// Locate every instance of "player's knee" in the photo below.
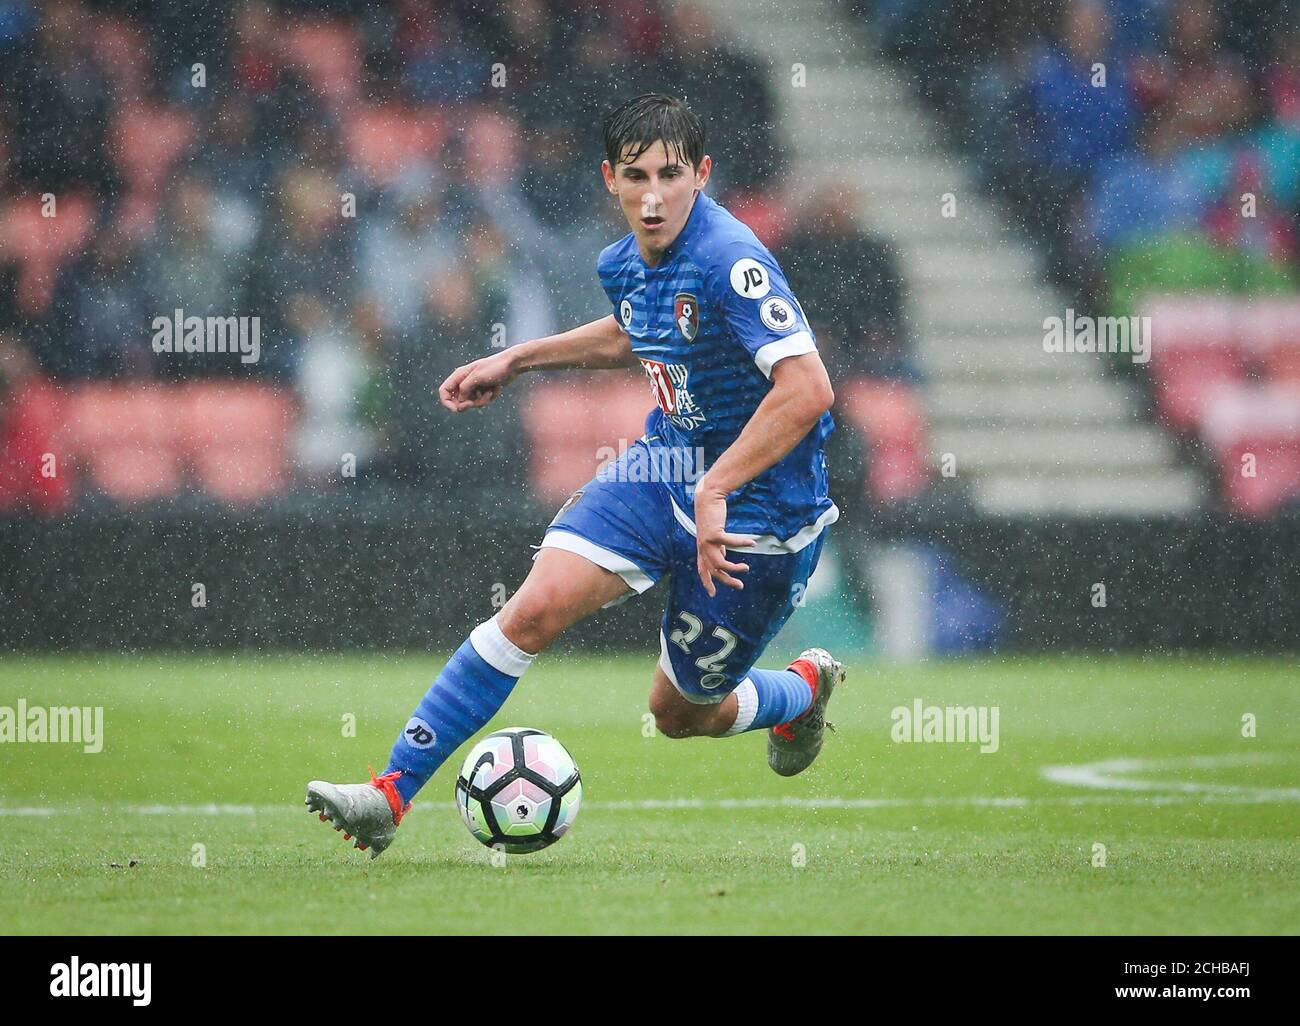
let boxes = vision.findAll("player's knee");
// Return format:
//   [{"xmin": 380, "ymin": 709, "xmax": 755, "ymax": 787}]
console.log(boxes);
[
  {"xmin": 653, "ymin": 711, "xmax": 699, "ymax": 739},
  {"xmin": 497, "ymin": 593, "xmax": 565, "ymax": 654},
  {"xmin": 654, "ymin": 711, "xmax": 697, "ymax": 739},
  {"xmin": 648, "ymin": 691, "xmax": 706, "ymax": 739}
]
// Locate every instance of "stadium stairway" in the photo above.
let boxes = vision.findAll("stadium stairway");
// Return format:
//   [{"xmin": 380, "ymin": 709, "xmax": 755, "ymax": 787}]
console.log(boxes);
[{"xmin": 700, "ymin": 0, "xmax": 1206, "ymax": 515}]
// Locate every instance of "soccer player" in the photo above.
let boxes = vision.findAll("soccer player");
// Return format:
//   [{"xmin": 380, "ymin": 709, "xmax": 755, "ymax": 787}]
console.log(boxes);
[{"xmin": 307, "ymin": 94, "xmax": 844, "ymax": 857}]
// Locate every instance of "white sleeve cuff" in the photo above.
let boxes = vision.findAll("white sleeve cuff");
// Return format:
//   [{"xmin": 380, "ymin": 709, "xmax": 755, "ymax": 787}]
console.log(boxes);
[{"xmin": 753, "ymin": 330, "xmax": 816, "ymax": 378}]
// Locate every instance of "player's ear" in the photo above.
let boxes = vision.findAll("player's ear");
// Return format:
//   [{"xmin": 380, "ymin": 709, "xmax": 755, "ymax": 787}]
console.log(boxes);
[
  {"xmin": 694, "ymin": 154, "xmax": 712, "ymax": 190},
  {"xmin": 601, "ymin": 159, "xmax": 618, "ymax": 194}
]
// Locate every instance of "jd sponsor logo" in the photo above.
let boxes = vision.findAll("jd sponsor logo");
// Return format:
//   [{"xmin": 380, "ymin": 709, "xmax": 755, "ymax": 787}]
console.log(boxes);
[
  {"xmin": 0, "ymin": 700, "xmax": 103, "ymax": 753},
  {"xmin": 890, "ymin": 699, "xmax": 1000, "ymax": 754},
  {"xmin": 403, "ymin": 716, "xmax": 436, "ymax": 750},
  {"xmin": 50, "ymin": 957, "xmax": 151, "ymax": 1006}
]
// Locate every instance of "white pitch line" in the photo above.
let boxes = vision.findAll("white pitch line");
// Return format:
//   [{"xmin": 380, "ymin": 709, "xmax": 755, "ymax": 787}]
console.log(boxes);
[
  {"xmin": 0, "ymin": 792, "xmax": 1296, "ymax": 818},
  {"xmin": 1040, "ymin": 753, "xmax": 1300, "ymax": 801},
  {"xmin": 2, "ymin": 753, "xmax": 1295, "ymax": 818}
]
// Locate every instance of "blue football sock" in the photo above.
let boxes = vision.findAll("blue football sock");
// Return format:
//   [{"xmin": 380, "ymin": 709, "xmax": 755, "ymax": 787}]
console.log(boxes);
[
  {"xmin": 722, "ymin": 666, "xmax": 814, "ymax": 735},
  {"xmin": 384, "ymin": 615, "xmax": 535, "ymax": 803}
]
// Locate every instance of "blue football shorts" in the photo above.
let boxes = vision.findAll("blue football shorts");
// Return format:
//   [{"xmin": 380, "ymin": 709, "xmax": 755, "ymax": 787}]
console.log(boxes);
[{"xmin": 537, "ymin": 439, "xmax": 827, "ymax": 704}]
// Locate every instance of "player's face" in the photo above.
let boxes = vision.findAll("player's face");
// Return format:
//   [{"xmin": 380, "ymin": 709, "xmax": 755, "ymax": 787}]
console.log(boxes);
[{"xmin": 603, "ymin": 140, "xmax": 711, "ymax": 262}]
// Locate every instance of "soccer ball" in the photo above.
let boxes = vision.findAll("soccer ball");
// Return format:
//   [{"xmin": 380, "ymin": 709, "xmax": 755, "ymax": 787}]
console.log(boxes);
[{"xmin": 454, "ymin": 727, "xmax": 582, "ymax": 854}]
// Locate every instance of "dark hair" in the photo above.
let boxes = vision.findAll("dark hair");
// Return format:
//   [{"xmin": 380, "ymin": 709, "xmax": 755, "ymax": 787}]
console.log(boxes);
[{"xmin": 602, "ymin": 93, "xmax": 705, "ymax": 170}]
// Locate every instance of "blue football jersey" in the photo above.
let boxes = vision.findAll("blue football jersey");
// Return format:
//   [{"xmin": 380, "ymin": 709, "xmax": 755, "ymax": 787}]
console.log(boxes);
[{"xmin": 596, "ymin": 191, "xmax": 837, "ymax": 548}]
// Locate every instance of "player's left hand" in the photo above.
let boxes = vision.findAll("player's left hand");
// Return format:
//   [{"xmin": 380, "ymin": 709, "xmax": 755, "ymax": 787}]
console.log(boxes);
[{"xmin": 693, "ymin": 484, "xmax": 754, "ymax": 597}]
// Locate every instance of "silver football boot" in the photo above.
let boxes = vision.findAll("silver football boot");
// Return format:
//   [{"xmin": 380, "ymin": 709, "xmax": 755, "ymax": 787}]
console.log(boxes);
[
  {"xmin": 767, "ymin": 648, "xmax": 844, "ymax": 777},
  {"xmin": 305, "ymin": 769, "xmax": 408, "ymax": 859}
]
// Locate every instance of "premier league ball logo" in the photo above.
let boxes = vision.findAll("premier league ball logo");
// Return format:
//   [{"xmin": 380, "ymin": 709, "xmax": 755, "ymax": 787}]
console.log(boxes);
[{"xmin": 674, "ymin": 292, "xmax": 699, "ymax": 342}]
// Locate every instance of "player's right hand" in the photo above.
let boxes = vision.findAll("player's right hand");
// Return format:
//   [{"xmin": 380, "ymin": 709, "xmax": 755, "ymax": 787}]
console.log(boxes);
[
  {"xmin": 693, "ymin": 485, "xmax": 754, "ymax": 597},
  {"xmin": 439, "ymin": 352, "xmax": 518, "ymax": 412}
]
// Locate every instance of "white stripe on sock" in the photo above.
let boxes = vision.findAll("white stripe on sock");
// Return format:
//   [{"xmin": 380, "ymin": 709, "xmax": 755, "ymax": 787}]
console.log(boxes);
[
  {"xmin": 722, "ymin": 678, "xmax": 759, "ymax": 736},
  {"xmin": 469, "ymin": 615, "xmax": 536, "ymax": 677}
]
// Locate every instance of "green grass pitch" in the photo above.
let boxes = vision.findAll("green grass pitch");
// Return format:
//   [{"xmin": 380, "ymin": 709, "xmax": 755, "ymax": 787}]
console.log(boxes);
[{"xmin": 1, "ymin": 650, "xmax": 1296, "ymax": 934}]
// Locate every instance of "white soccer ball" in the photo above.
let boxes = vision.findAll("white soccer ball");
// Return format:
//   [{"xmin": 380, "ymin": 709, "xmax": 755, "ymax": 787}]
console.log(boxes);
[{"xmin": 454, "ymin": 727, "xmax": 582, "ymax": 854}]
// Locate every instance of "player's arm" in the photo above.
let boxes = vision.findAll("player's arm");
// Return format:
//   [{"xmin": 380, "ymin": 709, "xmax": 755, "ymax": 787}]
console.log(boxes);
[
  {"xmin": 693, "ymin": 352, "xmax": 834, "ymax": 596},
  {"xmin": 439, "ymin": 315, "xmax": 635, "ymax": 412}
]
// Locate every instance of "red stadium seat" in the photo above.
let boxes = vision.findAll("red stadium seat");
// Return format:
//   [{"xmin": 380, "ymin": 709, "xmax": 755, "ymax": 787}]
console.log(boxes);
[
  {"xmin": 283, "ymin": 20, "xmax": 362, "ymax": 108},
  {"xmin": 88, "ymin": 446, "xmax": 184, "ymax": 503},
  {"xmin": 521, "ymin": 375, "xmax": 654, "ymax": 503},
  {"xmin": 112, "ymin": 104, "xmax": 195, "ymax": 194},
  {"xmin": 0, "ymin": 193, "xmax": 97, "ymax": 313},
  {"xmin": 1150, "ymin": 347, "xmax": 1246, "ymax": 432},
  {"xmin": 61, "ymin": 384, "xmax": 178, "ymax": 455},
  {"xmin": 1143, "ymin": 294, "xmax": 1238, "ymax": 353},
  {"xmin": 835, "ymin": 377, "xmax": 930, "ymax": 502},
  {"xmin": 1141, "ymin": 294, "xmax": 1249, "ymax": 432},
  {"xmin": 1201, "ymin": 384, "xmax": 1300, "ymax": 516},
  {"xmin": 191, "ymin": 446, "xmax": 287, "ymax": 504},
  {"xmin": 1240, "ymin": 298, "xmax": 1300, "ymax": 384},
  {"xmin": 181, "ymin": 382, "xmax": 296, "ymax": 448},
  {"xmin": 180, "ymin": 383, "xmax": 296, "ymax": 503},
  {"xmin": 55, "ymin": 383, "xmax": 296, "ymax": 505},
  {"xmin": 720, "ymin": 188, "xmax": 790, "ymax": 251},
  {"xmin": 343, "ymin": 106, "xmax": 448, "ymax": 188},
  {"xmin": 1220, "ymin": 440, "xmax": 1300, "ymax": 517},
  {"xmin": 58, "ymin": 384, "xmax": 184, "ymax": 503},
  {"xmin": 1265, "ymin": 345, "xmax": 1300, "ymax": 383},
  {"xmin": 0, "ymin": 378, "xmax": 74, "ymax": 515},
  {"xmin": 1239, "ymin": 297, "xmax": 1300, "ymax": 357},
  {"xmin": 90, "ymin": 17, "xmax": 153, "ymax": 100}
]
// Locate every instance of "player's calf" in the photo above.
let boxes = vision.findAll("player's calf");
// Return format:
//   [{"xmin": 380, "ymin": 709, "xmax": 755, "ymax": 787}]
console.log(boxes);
[{"xmin": 648, "ymin": 668, "xmax": 733, "ymax": 738}]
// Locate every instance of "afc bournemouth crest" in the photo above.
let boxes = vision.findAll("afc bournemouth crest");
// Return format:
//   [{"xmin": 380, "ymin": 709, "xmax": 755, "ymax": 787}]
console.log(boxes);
[
  {"xmin": 674, "ymin": 292, "xmax": 699, "ymax": 342},
  {"xmin": 550, "ymin": 489, "xmax": 583, "ymax": 526}
]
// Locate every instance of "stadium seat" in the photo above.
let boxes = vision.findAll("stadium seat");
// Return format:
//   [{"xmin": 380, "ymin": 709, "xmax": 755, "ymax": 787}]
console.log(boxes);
[
  {"xmin": 1142, "ymin": 294, "xmax": 1246, "ymax": 432},
  {"xmin": 87, "ymin": 445, "xmax": 184, "ymax": 503},
  {"xmin": 1264, "ymin": 344, "xmax": 1300, "ymax": 383},
  {"xmin": 721, "ymin": 188, "xmax": 789, "ymax": 250},
  {"xmin": 1219, "ymin": 440, "xmax": 1300, "ymax": 516},
  {"xmin": 180, "ymin": 383, "xmax": 296, "ymax": 504},
  {"xmin": 343, "ymin": 106, "xmax": 447, "ymax": 188},
  {"xmin": 1239, "ymin": 297, "xmax": 1300, "ymax": 354},
  {"xmin": 835, "ymin": 377, "xmax": 931, "ymax": 502},
  {"xmin": 60, "ymin": 384, "xmax": 176, "ymax": 454},
  {"xmin": 191, "ymin": 446, "xmax": 287, "ymax": 504},
  {"xmin": 89, "ymin": 17, "xmax": 153, "ymax": 100},
  {"xmin": 1200, "ymin": 384, "xmax": 1300, "ymax": 516},
  {"xmin": 112, "ymin": 104, "xmax": 195, "ymax": 194},
  {"xmin": 1241, "ymin": 298, "xmax": 1300, "ymax": 383},
  {"xmin": 1143, "ymin": 294, "xmax": 1238, "ymax": 352},
  {"xmin": 0, "ymin": 193, "xmax": 97, "ymax": 313},
  {"xmin": 283, "ymin": 19, "xmax": 362, "ymax": 108},
  {"xmin": 521, "ymin": 376, "xmax": 654, "ymax": 502},
  {"xmin": 59, "ymin": 384, "xmax": 184, "ymax": 503},
  {"xmin": 0, "ymin": 378, "xmax": 74, "ymax": 514},
  {"xmin": 1151, "ymin": 347, "xmax": 1246, "ymax": 432}
]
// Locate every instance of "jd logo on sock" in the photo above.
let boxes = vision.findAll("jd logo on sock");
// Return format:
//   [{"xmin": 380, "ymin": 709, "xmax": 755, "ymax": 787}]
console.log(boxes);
[{"xmin": 404, "ymin": 716, "xmax": 437, "ymax": 749}]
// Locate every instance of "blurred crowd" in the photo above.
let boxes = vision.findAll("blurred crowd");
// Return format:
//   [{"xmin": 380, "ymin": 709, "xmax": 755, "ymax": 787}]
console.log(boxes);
[
  {"xmin": 0, "ymin": 0, "xmax": 915, "ymax": 513},
  {"xmin": 862, "ymin": 0, "xmax": 1299, "ymax": 308}
]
